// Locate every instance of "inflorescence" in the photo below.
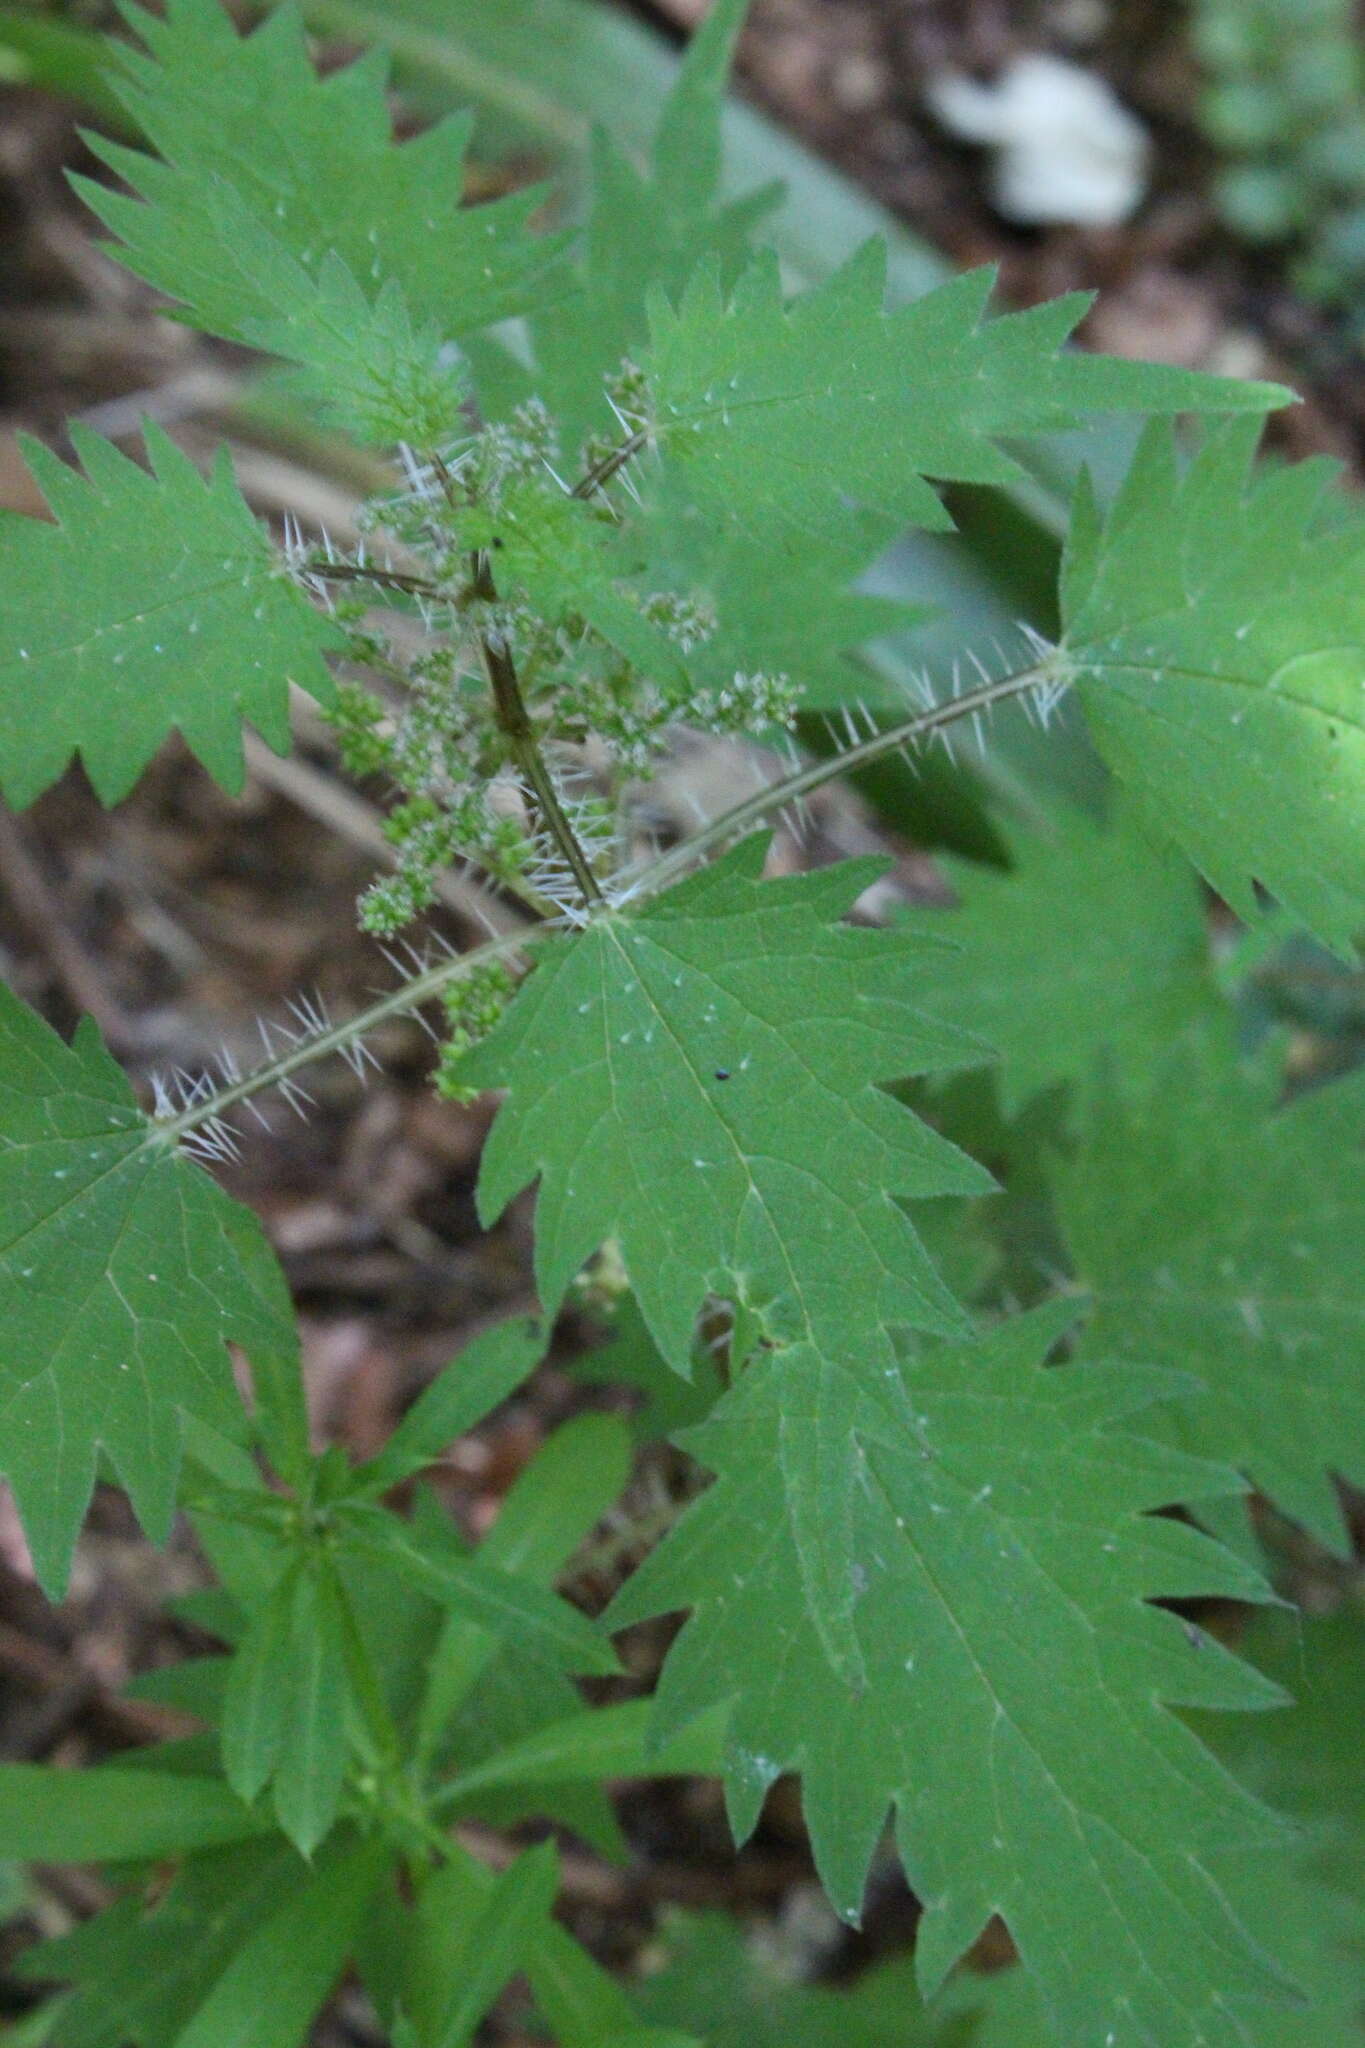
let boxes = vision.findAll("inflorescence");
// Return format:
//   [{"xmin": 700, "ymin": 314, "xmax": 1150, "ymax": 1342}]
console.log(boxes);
[{"xmin": 286, "ymin": 376, "xmax": 799, "ymax": 946}]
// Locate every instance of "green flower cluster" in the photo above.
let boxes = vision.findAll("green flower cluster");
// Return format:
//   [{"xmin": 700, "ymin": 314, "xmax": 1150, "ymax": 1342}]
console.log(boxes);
[
  {"xmin": 314, "ymin": 386, "xmax": 794, "ymax": 941},
  {"xmin": 436, "ymin": 957, "xmax": 519, "ymax": 1102}
]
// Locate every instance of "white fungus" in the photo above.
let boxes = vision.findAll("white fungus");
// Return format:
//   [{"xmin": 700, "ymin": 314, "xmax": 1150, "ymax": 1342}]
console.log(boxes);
[{"xmin": 926, "ymin": 53, "xmax": 1150, "ymax": 227}]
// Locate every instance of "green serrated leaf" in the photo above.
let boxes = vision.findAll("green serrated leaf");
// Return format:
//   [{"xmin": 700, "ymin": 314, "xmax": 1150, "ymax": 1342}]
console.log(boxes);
[
  {"xmin": 463, "ymin": 839, "xmax": 988, "ymax": 1360},
  {"xmin": 643, "ymin": 251, "xmax": 1289, "ymax": 563},
  {"xmin": 296, "ymin": 0, "xmax": 949, "ymax": 307},
  {"xmin": 899, "ymin": 802, "xmax": 1222, "ymax": 1117},
  {"xmin": 0, "ymin": 424, "xmax": 340, "ymax": 806},
  {"xmin": 1063, "ymin": 419, "xmax": 1365, "ymax": 954},
  {"xmin": 1058, "ymin": 1026, "xmax": 1365, "ymax": 1551},
  {"xmin": 81, "ymin": 0, "xmax": 565, "ymax": 350},
  {"xmin": 457, "ymin": 0, "xmax": 922, "ymax": 714},
  {"xmin": 0, "ymin": 986, "xmax": 300, "ymax": 1596},
  {"xmin": 610, "ymin": 254, "xmax": 1287, "ymax": 729},
  {"xmin": 633, "ymin": 475, "xmax": 922, "ymax": 716},
  {"xmin": 649, "ymin": 1896, "xmax": 1350, "ymax": 2048},
  {"xmin": 609, "ymin": 1305, "xmax": 1297, "ymax": 2047},
  {"xmin": 199, "ymin": 183, "xmax": 467, "ymax": 448},
  {"xmin": 473, "ymin": 0, "xmax": 777, "ymax": 451},
  {"xmin": 461, "ymin": 839, "xmax": 991, "ymax": 1678}
]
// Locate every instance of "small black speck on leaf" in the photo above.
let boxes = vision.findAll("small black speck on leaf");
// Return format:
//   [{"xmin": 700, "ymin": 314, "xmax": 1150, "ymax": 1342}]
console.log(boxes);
[{"xmin": 714, "ymin": 1069, "xmax": 730, "ymax": 1081}]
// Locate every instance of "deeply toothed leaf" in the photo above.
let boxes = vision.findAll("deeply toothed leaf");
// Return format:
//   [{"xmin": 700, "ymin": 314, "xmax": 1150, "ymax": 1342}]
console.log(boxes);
[
  {"xmin": 472, "ymin": 0, "xmax": 779, "ymax": 452},
  {"xmin": 0, "ymin": 424, "xmax": 340, "ymax": 805},
  {"xmin": 900, "ymin": 802, "xmax": 1221, "ymax": 1117},
  {"xmin": 1063, "ymin": 420, "xmax": 1365, "ymax": 953},
  {"xmin": 610, "ymin": 1306, "xmax": 1296, "ymax": 2048},
  {"xmin": 81, "ymin": 0, "xmax": 565, "ymax": 349},
  {"xmin": 201, "ymin": 186, "xmax": 467, "ymax": 449},
  {"xmin": 1058, "ymin": 1024, "xmax": 1365, "ymax": 1551},
  {"xmin": 462, "ymin": 840, "xmax": 988, "ymax": 1359},
  {"xmin": 0, "ymin": 983, "xmax": 299, "ymax": 1595},
  {"xmin": 460, "ymin": 839, "xmax": 991, "ymax": 1677},
  {"xmin": 643, "ymin": 252, "xmax": 1288, "ymax": 559}
]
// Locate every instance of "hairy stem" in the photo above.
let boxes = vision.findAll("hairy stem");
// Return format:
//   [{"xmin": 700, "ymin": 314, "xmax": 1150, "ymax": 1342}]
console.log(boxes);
[
  {"xmin": 570, "ymin": 427, "xmax": 650, "ymax": 502},
  {"xmin": 470, "ymin": 549, "xmax": 605, "ymax": 909},
  {"xmin": 305, "ymin": 559, "xmax": 443, "ymax": 601},
  {"xmin": 153, "ymin": 652, "xmax": 1063, "ymax": 1145},
  {"xmin": 147, "ymin": 925, "xmax": 541, "ymax": 1150},
  {"xmin": 626, "ymin": 656, "xmax": 1063, "ymax": 903}
]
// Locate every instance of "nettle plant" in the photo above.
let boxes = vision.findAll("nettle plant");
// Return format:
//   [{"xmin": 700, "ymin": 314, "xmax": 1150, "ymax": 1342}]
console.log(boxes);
[{"xmin": 0, "ymin": 2, "xmax": 1363, "ymax": 2045}]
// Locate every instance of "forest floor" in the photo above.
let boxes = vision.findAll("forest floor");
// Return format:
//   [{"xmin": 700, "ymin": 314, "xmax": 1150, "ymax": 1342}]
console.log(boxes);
[{"xmin": 0, "ymin": 1, "xmax": 1361, "ymax": 2040}]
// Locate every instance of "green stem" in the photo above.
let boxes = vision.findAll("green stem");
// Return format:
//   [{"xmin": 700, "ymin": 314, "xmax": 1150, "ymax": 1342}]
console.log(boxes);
[
  {"xmin": 470, "ymin": 550, "xmax": 605, "ymax": 909},
  {"xmin": 570, "ymin": 427, "xmax": 650, "ymax": 502},
  {"xmin": 627, "ymin": 658, "xmax": 1060, "ymax": 904},
  {"xmin": 151, "ymin": 654, "xmax": 1060, "ymax": 1148},
  {"xmin": 146, "ymin": 925, "xmax": 541, "ymax": 1152},
  {"xmin": 325, "ymin": 1561, "xmax": 460, "ymax": 1865},
  {"xmin": 307, "ymin": 560, "xmax": 444, "ymax": 601},
  {"xmin": 509, "ymin": 725, "xmax": 605, "ymax": 908}
]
